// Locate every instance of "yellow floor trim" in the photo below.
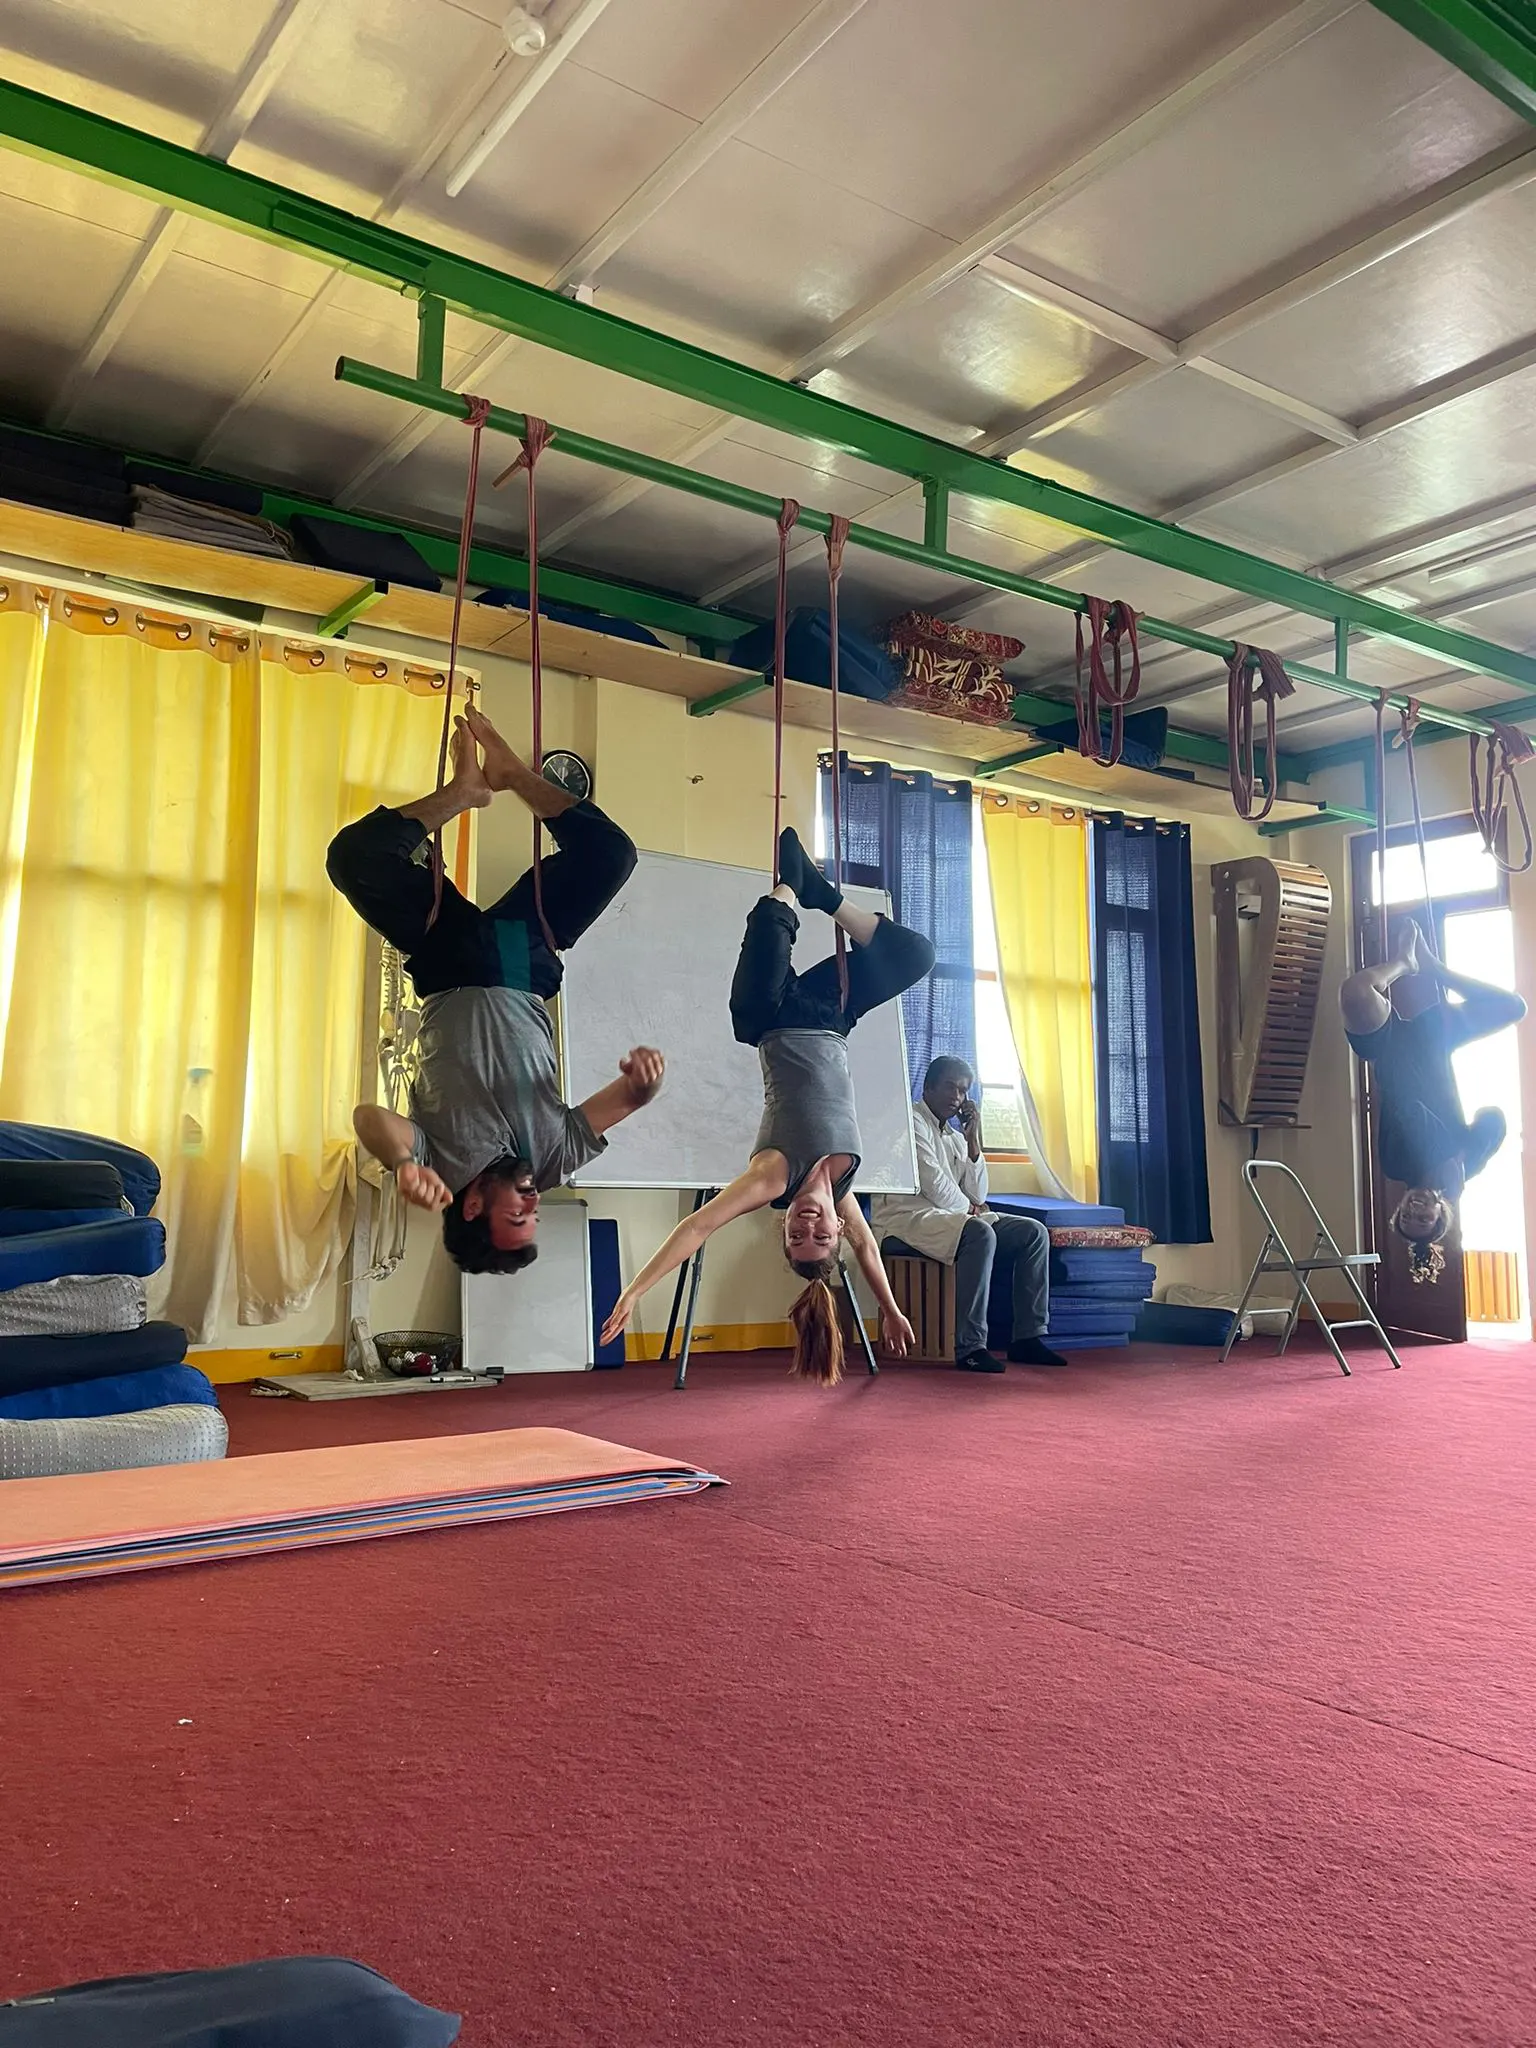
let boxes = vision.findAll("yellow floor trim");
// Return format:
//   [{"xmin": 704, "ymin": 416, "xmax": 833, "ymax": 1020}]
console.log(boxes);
[{"xmin": 191, "ymin": 1344, "xmax": 344, "ymax": 1385}]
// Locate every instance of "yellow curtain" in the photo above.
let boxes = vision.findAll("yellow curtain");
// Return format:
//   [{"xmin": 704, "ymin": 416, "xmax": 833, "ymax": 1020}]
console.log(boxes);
[
  {"xmin": 0, "ymin": 612, "xmax": 447, "ymax": 1339},
  {"xmin": 981, "ymin": 800, "xmax": 1098, "ymax": 1202}
]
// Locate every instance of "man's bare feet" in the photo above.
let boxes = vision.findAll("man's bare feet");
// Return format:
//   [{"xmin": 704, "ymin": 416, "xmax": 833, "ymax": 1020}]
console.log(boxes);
[
  {"xmin": 447, "ymin": 716, "xmax": 493, "ymax": 809},
  {"xmin": 464, "ymin": 704, "xmax": 525, "ymax": 792}
]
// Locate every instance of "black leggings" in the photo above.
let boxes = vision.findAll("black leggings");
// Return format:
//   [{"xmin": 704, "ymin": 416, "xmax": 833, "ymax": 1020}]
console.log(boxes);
[
  {"xmin": 729, "ymin": 896, "xmax": 935, "ymax": 1046},
  {"xmin": 326, "ymin": 800, "xmax": 636, "ymax": 999}
]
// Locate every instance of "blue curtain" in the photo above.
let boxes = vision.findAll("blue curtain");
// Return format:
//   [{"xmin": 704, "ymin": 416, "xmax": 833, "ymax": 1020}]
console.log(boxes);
[
  {"xmin": 1090, "ymin": 816, "xmax": 1211, "ymax": 1243},
  {"xmin": 818, "ymin": 756, "xmax": 974, "ymax": 1094}
]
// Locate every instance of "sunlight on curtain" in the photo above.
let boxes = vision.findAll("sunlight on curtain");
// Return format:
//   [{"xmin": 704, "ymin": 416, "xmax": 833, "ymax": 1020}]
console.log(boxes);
[
  {"xmin": 0, "ymin": 622, "xmax": 446, "ymax": 1339},
  {"xmin": 980, "ymin": 800, "xmax": 1098, "ymax": 1202}
]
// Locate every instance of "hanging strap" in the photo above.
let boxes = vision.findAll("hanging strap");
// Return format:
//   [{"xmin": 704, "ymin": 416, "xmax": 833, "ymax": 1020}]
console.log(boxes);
[
  {"xmin": 1073, "ymin": 596, "xmax": 1140, "ymax": 766},
  {"xmin": 426, "ymin": 394, "xmax": 493, "ymax": 931},
  {"xmin": 1470, "ymin": 720, "xmax": 1535, "ymax": 875},
  {"xmin": 1373, "ymin": 692, "xmax": 1392, "ymax": 968},
  {"xmin": 1225, "ymin": 643, "xmax": 1295, "ymax": 823},
  {"xmin": 769, "ymin": 498, "xmax": 801, "ymax": 889},
  {"xmin": 1398, "ymin": 701, "xmax": 1437, "ymax": 951},
  {"xmin": 825, "ymin": 513, "xmax": 851, "ymax": 1010},
  {"xmin": 494, "ymin": 416, "xmax": 558, "ymax": 954}
]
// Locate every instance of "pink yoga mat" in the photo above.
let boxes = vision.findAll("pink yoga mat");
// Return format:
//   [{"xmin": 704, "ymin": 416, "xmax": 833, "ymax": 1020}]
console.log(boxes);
[{"xmin": 0, "ymin": 1427, "xmax": 722, "ymax": 1588}]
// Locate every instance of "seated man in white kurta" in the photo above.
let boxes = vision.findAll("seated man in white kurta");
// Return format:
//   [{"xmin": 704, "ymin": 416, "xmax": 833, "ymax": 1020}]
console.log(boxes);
[{"xmin": 872, "ymin": 1056, "xmax": 1066, "ymax": 1375}]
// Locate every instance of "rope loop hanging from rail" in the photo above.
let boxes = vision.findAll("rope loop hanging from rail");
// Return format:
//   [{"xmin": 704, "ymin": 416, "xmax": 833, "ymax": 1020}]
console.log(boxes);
[
  {"xmin": 768, "ymin": 498, "xmax": 801, "ymax": 889},
  {"xmin": 1073, "ymin": 595, "xmax": 1140, "ymax": 766},
  {"xmin": 1225, "ymin": 642, "xmax": 1294, "ymax": 823},
  {"xmin": 1470, "ymin": 719, "xmax": 1536, "ymax": 876},
  {"xmin": 494, "ymin": 414, "xmax": 559, "ymax": 954},
  {"xmin": 825, "ymin": 513, "xmax": 851, "ymax": 1010},
  {"xmin": 426, "ymin": 392, "xmax": 492, "ymax": 931}
]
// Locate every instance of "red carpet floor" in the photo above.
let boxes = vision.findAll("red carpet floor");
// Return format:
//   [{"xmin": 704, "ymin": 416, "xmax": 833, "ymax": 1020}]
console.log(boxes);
[{"xmin": 7, "ymin": 1338, "xmax": 1536, "ymax": 2046}]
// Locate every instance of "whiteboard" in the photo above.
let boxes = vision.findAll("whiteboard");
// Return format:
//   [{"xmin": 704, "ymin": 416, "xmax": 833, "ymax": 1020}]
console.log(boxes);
[
  {"xmin": 461, "ymin": 1198, "xmax": 591, "ymax": 1372},
  {"xmin": 558, "ymin": 852, "xmax": 918, "ymax": 1193}
]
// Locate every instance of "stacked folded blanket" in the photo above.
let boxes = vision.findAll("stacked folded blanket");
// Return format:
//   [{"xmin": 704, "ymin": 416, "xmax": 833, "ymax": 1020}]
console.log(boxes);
[
  {"xmin": 0, "ymin": 1125, "xmax": 226, "ymax": 1480},
  {"xmin": 989, "ymin": 1196, "xmax": 1157, "ymax": 1351}
]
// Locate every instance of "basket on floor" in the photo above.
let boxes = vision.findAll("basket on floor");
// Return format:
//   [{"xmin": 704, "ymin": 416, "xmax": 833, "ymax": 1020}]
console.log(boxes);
[{"xmin": 371, "ymin": 1330, "xmax": 462, "ymax": 1378}]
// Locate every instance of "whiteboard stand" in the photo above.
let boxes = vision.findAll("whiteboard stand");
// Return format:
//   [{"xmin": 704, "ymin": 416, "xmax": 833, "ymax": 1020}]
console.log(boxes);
[{"xmin": 839, "ymin": 1263, "xmax": 881, "ymax": 1378}]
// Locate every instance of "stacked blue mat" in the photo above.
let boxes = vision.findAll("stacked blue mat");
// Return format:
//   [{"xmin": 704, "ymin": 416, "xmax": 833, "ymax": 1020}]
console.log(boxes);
[
  {"xmin": 0, "ymin": 1125, "xmax": 226, "ymax": 1479},
  {"xmin": 989, "ymin": 1195, "xmax": 1157, "ymax": 1352}
]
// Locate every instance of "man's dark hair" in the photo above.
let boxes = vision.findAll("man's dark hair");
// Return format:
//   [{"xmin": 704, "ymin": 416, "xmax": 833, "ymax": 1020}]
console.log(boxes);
[
  {"xmin": 440, "ymin": 1156, "xmax": 539, "ymax": 1276},
  {"xmin": 923, "ymin": 1054, "xmax": 974, "ymax": 1091}
]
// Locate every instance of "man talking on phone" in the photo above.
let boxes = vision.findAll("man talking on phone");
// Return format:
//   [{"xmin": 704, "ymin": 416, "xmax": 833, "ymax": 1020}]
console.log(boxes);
[{"xmin": 872, "ymin": 1055, "xmax": 1066, "ymax": 1374}]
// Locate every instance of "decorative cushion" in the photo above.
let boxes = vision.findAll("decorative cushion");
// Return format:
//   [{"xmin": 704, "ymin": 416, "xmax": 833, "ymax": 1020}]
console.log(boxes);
[
  {"xmin": 1048, "ymin": 1224, "xmax": 1154, "ymax": 1249},
  {"xmin": 0, "ymin": 1403, "xmax": 227, "ymax": 1480},
  {"xmin": 884, "ymin": 611, "xmax": 1022, "ymax": 725}
]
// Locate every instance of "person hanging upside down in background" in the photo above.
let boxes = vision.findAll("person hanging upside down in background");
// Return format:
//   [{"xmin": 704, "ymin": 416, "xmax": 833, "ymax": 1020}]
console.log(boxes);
[
  {"xmin": 1340, "ymin": 916, "xmax": 1526, "ymax": 1283},
  {"xmin": 600, "ymin": 829, "xmax": 934, "ymax": 1382},
  {"xmin": 327, "ymin": 704, "xmax": 663, "ymax": 1274}
]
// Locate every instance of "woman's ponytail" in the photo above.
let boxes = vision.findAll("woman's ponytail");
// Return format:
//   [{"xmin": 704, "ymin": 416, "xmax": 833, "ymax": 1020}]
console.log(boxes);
[{"xmin": 786, "ymin": 1256, "xmax": 845, "ymax": 1385}]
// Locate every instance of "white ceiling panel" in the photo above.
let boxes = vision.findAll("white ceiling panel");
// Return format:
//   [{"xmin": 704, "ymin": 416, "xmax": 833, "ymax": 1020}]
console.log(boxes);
[
  {"xmin": 1004, "ymin": 3, "xmax": 1526, "ymax": 334},
  {"xmin": 234, "ymin": 0, "xmax": 501, "ymax": 217},
  {"xmin": 598, "ymin": 139, "xmax": 951, "ymax": 359},
  {"xmin": 406, "ymin": 62, "xmax": 697, "ymax": 279},
  {"xmin": 1209, "ymin": 178, "xmax": 1536, "ymax": 421},
  {"xmin": 0, "ymin": 0, "xmax": 270, "ymax": 143},
  {"xmin": 1026, "ymin": 369, "xmax": 1309, "ymax": 508},
  {"xmin": 1211, "ymin": 365, "xmax": 1536, "ymax": 568},
  {"xmin": 833, "ymin": 270, "xmax": 1128, "ymax": 443},
  {"xmin": 0, "ymin": 193, "xmax": 142, "ymax": 416},
  {"xmin": 734, "ymin": 0, "xmax": 1283, "ymax": 243},
  {"xmin": 571, "ymin": 0, "xmax": 818, "ymax": 123}
]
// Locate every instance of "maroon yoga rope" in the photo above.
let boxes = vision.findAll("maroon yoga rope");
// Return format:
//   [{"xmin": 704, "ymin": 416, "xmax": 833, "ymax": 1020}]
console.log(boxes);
[
  {"xmin": 1073, "ymin": 596, "xmax": 1140, "ymax": 766},
  {"xmin": 1470, "ymin": 720, "xmax": 1535, "ymax": 875},
  {"xmin": 1225, "ymin": 643, "xmax": 1295, "ymax": 823},
  {"xmin": 769, "ymin": 498, "xmax": 801, "ymax": 888},
  {"xmin": 825, "ymin": 513, "xmax": 851, "ymax": 1010},
  {"xmin": 494, "ymin": 416, "xmax": 558, "ymax": 954},
  {"xmin": 426, "ymin": 392, "xmax": 493, "ymax": 931}
]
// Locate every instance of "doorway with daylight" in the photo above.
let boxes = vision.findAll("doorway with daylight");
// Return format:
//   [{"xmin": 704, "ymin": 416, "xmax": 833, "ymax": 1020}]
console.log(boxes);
[{"xmin": 1349, "ymin": 816, "xmax": 1528, "ymax": 1344}]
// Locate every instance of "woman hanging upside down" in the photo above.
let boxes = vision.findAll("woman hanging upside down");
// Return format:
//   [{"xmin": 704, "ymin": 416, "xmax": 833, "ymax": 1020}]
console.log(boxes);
[
  {"xmin": 600, "ymin": 829, "xmax": 934, "ymax": 1382},
  {"xmin": 1340, "ymin": 917, "xmax": 1526, "ymax": 1282}
]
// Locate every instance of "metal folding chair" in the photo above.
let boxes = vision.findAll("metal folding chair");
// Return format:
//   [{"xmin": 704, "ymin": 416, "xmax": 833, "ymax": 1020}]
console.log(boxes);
[{"xmin": 1222, "ymin": 1159, "xmax": 1403, "ymax": 1377}]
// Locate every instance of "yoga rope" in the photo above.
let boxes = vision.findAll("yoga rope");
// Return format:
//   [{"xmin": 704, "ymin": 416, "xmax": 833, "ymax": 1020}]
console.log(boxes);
[
  {"xmin": 1372, "ymin": 692, "xmax": 1393, "ymax": 969},
  {"xmin": 1225, "ymin": 643, "xmax": 1295, "ymax": 823},
  {"xmin": 426, "ymin": 393, "xmax": 492, "ymax": 930},
  {"xmin": 494, "ymin": 416, "xmax": 558, "ymax": 954},
  {"xmin": 1398, "ymin": 701, "xmax": 1437, "ymax": 951},
  {"xmin": 1073, "ymin": 595, "xmax": 1140, "ymax": 767},
  {"xmin": 825, "ymin": 512, "xmax": 851, "ymax": 1010},
  {"xmin": 768, "ymin": 498, "xmax": 801, "ymax": 888},
  {"xmin": 1470, "ymin": 720, "xmax": 1535, "ymax": 875}
]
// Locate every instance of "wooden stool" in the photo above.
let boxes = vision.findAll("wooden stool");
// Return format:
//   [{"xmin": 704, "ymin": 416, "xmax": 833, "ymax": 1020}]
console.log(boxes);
[{"xmin": 881, "ymin": 1253, "xmax": 955, "ymax": 1364}]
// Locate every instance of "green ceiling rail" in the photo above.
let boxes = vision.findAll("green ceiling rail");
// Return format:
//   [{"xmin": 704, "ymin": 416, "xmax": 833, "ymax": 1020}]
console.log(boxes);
[
  {"xmin": 1258, "ymin": 802, "xmax": 1377, "ymax": 838},
  {"xmin": 1371, "ymin": 1, "xmax": 1536, "ymax": 126},
  {"xmin": 3, "ymin": 80, "xmax": 1536, "ymax": 693},
  {"xmin": 336, "ymin": 357, "xmax": 1515, "ymax": 762}
]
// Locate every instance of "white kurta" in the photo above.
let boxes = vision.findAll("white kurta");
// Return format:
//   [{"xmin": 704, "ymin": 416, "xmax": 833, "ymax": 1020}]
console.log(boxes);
[{"xmin": 870, "ymin": 1101, "xmax": 990, "ymax": 1264}]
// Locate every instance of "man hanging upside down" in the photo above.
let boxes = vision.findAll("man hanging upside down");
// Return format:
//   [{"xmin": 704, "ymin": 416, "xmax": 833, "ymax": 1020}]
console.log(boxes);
[
  {"xmin": 327, "ymin": 704, "xmax": 663, "ymax": 1274},
  {"xmin": 1340, "ymin": 916, "xmax": 1525, "ymax": 1283}
]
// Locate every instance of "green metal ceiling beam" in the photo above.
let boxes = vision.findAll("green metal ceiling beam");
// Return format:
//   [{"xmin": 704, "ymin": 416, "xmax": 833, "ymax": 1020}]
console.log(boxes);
[
  {"xmin": 1371, "ymin": 0, "xmax": 1536, "ymax": 125},
  {"xmin": 4, "ymin": 80, "xmax": 1536, "ymax": 694}
]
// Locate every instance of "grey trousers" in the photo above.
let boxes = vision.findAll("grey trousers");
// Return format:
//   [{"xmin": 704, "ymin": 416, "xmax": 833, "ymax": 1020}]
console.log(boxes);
[{"xmin": 883, "ymin": 1213, "xmax": 1050, "ymax": 1358}]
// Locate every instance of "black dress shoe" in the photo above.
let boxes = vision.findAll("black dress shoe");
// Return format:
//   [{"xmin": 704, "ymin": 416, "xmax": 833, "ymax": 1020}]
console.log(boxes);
[
  {"xmin": 1008, "ymin": 1338, "xmax": 1069, "ymax": 1367},
  {"xmin": 956, "ymin": 1350, "xmax": 1006, "ymax": 1374}
]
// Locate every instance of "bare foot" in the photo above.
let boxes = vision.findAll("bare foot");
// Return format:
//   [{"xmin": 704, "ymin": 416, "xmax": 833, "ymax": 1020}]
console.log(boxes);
[
  {"xmin": 1393, "ymin": 917, "xmax": 1422, "ymax": 976},
  {"xmin": 464, "ymin": 704, "xmax": 526, "ymax": 792},
  {"xmin": 447, "ymin": 716, "xmax": 493, "ymax": 809}
]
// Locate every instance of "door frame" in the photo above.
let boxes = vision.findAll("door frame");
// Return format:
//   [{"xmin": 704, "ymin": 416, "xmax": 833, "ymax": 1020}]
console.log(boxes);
[{"xmin": 1348, "ymin": 812, "xmax": 1508, "ymax": 1342}]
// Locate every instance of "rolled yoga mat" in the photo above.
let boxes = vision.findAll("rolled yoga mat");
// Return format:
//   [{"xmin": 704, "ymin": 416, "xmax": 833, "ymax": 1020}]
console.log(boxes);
[{"xmin": 0, "ymin": 1427, "xmax": 724, "ymax": 1589}]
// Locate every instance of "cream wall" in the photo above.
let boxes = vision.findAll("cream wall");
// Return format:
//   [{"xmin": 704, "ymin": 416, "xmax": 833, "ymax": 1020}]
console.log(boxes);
[{"xmin": 198, "ymin": 650, "xmax": 1371, "ymax": 1372}]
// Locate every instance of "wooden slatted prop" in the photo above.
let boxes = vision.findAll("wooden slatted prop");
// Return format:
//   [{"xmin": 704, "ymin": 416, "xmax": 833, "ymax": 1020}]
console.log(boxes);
[
  {"xmin": 1213, "ymin": 856, "xmax": 1332, "ymax": 1127},
  {"xmin": 880, "ymin": 1253, "xmax": 955, "ymax": 1365}
]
